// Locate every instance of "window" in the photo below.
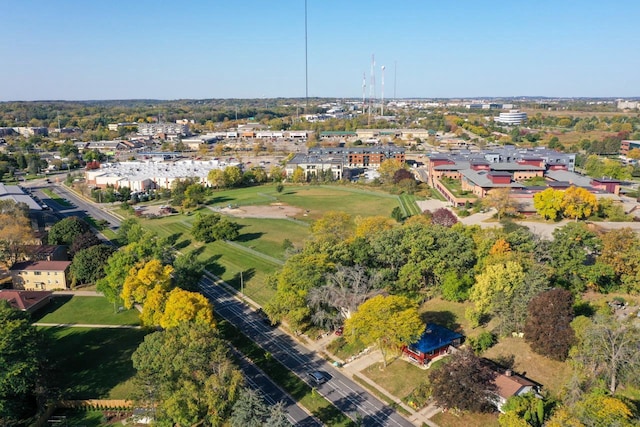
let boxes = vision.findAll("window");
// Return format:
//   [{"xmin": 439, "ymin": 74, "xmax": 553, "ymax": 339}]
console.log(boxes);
[{"xmin": 34, "ymin": 271, "xmax": 41, "ymax": 276}]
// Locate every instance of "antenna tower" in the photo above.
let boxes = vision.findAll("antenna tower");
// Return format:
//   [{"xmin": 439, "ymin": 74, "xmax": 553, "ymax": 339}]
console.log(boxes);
[
  {"xmin": 362, "ymin": 73, "xmax": 367, "ymax": 114},
  {"xmin": 368, "ymin": 54, "xmax": 375, "ymax": 124},
  {"xmin": 381, "ymin": 65, "xmax": 385, "ymax": 116}
]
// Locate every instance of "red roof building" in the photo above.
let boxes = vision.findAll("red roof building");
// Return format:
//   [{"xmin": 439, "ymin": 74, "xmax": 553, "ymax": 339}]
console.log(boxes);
[{"xmin": 0, "ymin": 290, "xmax": 53, "ymax": 312}]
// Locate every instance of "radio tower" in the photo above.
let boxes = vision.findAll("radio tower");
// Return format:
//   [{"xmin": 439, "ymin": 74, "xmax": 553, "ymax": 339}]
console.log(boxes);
[
  {"xmin": 368, "ymin": 54, "xmax": 375, "ymax": 125},
  {"xmin": 362, "ymin": 72, "xmax": 367, "ymax": 114},
  {"xmin": 381, "ymin": 65, "xmax": 385, "ymax": 116}
]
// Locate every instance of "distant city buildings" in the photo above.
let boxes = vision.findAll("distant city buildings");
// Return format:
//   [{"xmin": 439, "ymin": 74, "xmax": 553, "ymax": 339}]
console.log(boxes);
[
  {"xmin": 494, "ymin": 110, "xmax": 528, "ymax": 126},
  {"xmin": 285, "ymin": 145, "xmax": 405, "ymax": 180},
  {"xmin": 620, "ymin": 140, "xmax": 640, "ymax": 156},
  {"xmin": 617, "ymin": 100, "xmax": 640, "ymax": 110},
  {"xmin": 85, "ymin": 159, "xmax": 235, "ymax": 191}
]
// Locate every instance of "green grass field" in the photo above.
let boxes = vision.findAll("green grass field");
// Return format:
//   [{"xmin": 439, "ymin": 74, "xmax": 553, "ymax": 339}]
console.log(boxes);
[
  {"xmin": 42, "ymin": 327, "xmax": 147, "ymax": 399},
  {"xmin": 361, "ymin": 360, "xmax": 428, "ymax": 400},
  {"xmin": 135, "ymin": 184, "xmax": 406, "ymax": 305},
  {"xmin": 398, "ymin": 194, "xmax": 421, "ymax": 216},
  {"xmin": 33, "ymin": 296, "xmax": 140, "ymax": 326}
]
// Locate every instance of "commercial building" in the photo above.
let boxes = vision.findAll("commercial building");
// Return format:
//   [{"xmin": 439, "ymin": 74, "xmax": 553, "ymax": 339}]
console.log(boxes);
[
  {"xmin": 138, "ymin": 123, "xmax": 189, "ymax": 138},
  {"xmin": 495, "ymin": 110, "xmax": 528, "ymax": 125},
  {"xmin": 85, "ymin": 159, "xmax": 233, "ymax": 191},
  {"xmin": 620, "ymin": 140, "xmax": 640, "ymax": 156},
  {"xmin": 284, "ymin": 145, "xmax": 405, "ymax": 180},
  {"xmin": 0, "ymin": 183, "xmax": 42, "ymax": 211}
]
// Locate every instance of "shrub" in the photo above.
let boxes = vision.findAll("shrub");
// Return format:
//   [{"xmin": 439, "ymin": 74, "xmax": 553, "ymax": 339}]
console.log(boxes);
[{"xmin": 468, "ymin": 332, "xmax": 496, "ymax": 354}]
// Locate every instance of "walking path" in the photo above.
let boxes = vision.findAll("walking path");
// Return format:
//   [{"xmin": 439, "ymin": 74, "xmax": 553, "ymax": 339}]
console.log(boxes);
[{"xmin": 33, "ymin": 322, "xmax": 141, "ymax": 329}]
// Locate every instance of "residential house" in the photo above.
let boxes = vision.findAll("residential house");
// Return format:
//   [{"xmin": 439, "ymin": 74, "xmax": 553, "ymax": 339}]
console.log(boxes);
[
  {"xmin": 484, "ymin": 360, "xmax": 543, "ymax": 412},
  {"xmin": 0, "ymin": 290, "xmax": 53, "ymax": 313},
  {"xmin": 19, "ymin": 245, "xmax": 68, "ymax": 262},
  {"xmin": 9, "ymin": 261, "xmax": 72, "ymax": 291},
  {"xmin": 402, "ymin": 324, "xmax": 464, "ymax": 366}
]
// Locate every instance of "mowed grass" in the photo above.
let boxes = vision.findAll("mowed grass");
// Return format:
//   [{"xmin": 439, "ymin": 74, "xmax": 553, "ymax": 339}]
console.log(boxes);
[
  {"xmin": 482, "ymin": 337, "xmax": 572, "ymax": 397},
  {"xmin": 232, "ymin": 217, "xmax": 310, "ymax": 260},
  {"xmin": 137, "ymin": 184, "xmax": 403, "ymax": 305},
  {"xmin": 276, "ymin": 185, "xmax": 400, "ymax": 220},
  {"xmin": 42, "ymin": 327, "xmax": 147, "ymax": 399},
  {"xmin": 138, "ymin": 213, "xmax": 280, "ymax": 305},
  {"xmin": 33, "ymin": 296, "xmax": 140, "ymax": 326},
  {"xmin": 431, "ymin": 411, "xmax": 499, "ymax": 427},
  {"xmin": 361, "ymin": 360, "xmax": 428, "ymax": 400}
]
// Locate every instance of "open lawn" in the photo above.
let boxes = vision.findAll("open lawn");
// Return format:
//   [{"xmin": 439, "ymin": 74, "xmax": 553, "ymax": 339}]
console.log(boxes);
[
  {"xmin": 232, "ymin": 217, "xmax": 309, "ymax": 260},
  {"xmin": 208, "ymin": 184, "xmax": 401, "ymax": 221},
  {"xmin": 482, "ymin": 337, "xmax": 572, "ymax": 397},
  {"xmin": 33, "ymin": 296, "xmax": 140, "ymax": 325},
  {"xmin": 419, "ymin": 297, "xmax": 485, "ymax": 339},
  {"xmin": 137, "ymin": 184, "xmax": 407, "ymax": 305},
  {"xmin": 361, "ymin": 360, "xmax": 428, "ymax": 400},
  {"xmin": 42, "ymin": 327, "xmax": 147, "ymax": 399},
  {"xmin": 138, "ymin": 213, "xmax": 280, "ymax": 305},
  {"xmin": 431, "ymin": 410, "xmax": 499, "ymax": 427}
]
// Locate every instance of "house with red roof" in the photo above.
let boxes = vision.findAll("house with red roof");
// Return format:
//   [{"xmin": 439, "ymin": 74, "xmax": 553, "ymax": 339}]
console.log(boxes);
[{"xmin": 0, "ymin": 289, "xmax": 53, "ymax": 313}]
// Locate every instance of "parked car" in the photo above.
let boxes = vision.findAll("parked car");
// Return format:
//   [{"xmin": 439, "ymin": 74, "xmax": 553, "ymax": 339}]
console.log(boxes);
[{"xmin": 335, "ymin": 326, "xmax": 344, "ymax": 336}]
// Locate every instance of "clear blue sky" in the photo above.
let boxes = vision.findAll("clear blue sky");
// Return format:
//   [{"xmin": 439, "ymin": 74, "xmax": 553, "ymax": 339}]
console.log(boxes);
[{"xmin": 2, "ymin": 0, "xmax": 639, "ymax": 101}]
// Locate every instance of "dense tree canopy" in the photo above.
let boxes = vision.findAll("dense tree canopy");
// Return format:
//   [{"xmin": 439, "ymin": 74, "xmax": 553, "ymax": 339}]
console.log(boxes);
[
  {"xmin": 47, "ymin": 216, "xmax": 90, "ymax": 245},
  {"xmin": 0, "ymin": 301, "xmax": 42, "ymax": 425},
  {"xmin": 131, "ymin": 322, "xmax": 243, "ymax": 426},
  {"xmin": 191, "ymin": 212, "xmax": 240, "ymax": 243},
  {"xmin": 70, "ymin": 244, "xmax": 116, "ymax": 286},
  {"xmin": 344, "ymin": 295, "xmax": 423, "ymax": 367}
]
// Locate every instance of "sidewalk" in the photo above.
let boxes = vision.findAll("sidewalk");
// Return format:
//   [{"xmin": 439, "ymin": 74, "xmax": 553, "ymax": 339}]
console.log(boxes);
[
  {"xmin": 33, "ymin": 322, "xmax": 141, "ymax": 329},
  {"xmin": 309, "ymin": 335, "xmax": 441, "ymax": 427}
]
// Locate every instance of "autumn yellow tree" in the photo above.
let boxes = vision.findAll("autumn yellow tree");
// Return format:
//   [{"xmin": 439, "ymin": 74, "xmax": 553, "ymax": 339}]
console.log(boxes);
[
  {"xmin": 344, "ymin": 295, "xmax": 423, "ymax": 367},
  {"xmin": 159, "ymin": 288, "xmax": 215, "ymax": 328},
  {"xmin": 0, "ymin": 200, "xmax": 34, "ymax": 267},
  {"xmin": 561, "ymin": 186, "xmax": 598, "ymax": 221},
  {"xmin": 291, "ymin": 166, "xmax": 306, "ymax": 183},
  {"xmin": 207, "ymin": 169, "xmax": 225, "ymax": 189},
  {"xmin": 140, "ymin": 286, "xmax": 168, "ymax": 326},
  {"xmin": 378, "ymin": 159, "xmax": 404, "ymax": 184},
  {"xmin": 483, "ymin": 188, "xmax": 519, "ymax": 220},
  {"xmin": 533, "ymin": 188, "xmax": 564, "ymax": 220},
  {"xmin": 121, "ymin": 259, "xmax": 174, "ymax": 309},
  {"xmin": 354, "ymin": 215, "xmax": 396, "ymax": 239},
  {"xmin": 468, "ymin": 261, "xmax": 526, "ymax": 326}
]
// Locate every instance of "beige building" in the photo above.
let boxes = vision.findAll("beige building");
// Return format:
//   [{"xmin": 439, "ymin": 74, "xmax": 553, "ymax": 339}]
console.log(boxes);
[{"xmin": 9, "ymin": 261, "xmax": 71, "ymax": 291}]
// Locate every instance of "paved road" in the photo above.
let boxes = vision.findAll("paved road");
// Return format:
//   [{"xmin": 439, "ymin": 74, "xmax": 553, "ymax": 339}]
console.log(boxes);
[
  {"xmin": 229, "ymin": 347, "xmax": 322, "ymax": 427},
  {"xmin": 199, "ymin": 276, "xmax": 414, "ymax": 427}
]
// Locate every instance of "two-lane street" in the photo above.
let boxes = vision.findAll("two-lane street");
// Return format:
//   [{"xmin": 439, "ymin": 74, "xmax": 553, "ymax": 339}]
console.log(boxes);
[{"xmin": 200, "ymin": 276, "xmax": 415, "ymax": 427}]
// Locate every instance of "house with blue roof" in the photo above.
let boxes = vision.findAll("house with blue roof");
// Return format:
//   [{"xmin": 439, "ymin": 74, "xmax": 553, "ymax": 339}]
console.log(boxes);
[{"xmin": 402, "ymin": 323, "xmax": 464, "ymax": 365}]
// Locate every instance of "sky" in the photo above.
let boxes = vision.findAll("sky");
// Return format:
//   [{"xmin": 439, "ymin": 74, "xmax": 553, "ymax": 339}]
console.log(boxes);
[{"xmin": 1, "ymin": 0, "xmax": 639, "ymax": 101}]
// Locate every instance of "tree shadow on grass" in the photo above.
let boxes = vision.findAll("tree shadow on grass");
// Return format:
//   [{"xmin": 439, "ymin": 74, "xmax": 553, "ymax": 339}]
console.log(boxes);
[
  {"xmin": 43, "ymin": 327, "xmax": 147, "ymax": 399},
  {"xmin": 164, "ymin": 232, "xmax": 183, "ymax": 246},
  {"xmin": 203, "ymin": 255, "xmax": 224, "ymax": 277},
  {"xmin": 420, "ymin": 310, "xmax": 461, "ymax": 332},
  {"xmin": 174, "ymin": 239, "xmax": 192, "ymax": 250},
  {"xmin": 236, "ymin": 232, "xmax": 264, "ymax": 243},
  {"xmin": 31, "ymin": 295, "xmax": 72, "ymax": 322},
  {"xmin": 206, "ymin": 196, "xmax": 233, "ymax": 206}
]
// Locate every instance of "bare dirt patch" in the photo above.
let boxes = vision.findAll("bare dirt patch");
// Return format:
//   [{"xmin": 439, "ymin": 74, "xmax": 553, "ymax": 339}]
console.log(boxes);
[{"xmin": 217, "ymin": 203, "xmax": 304, "ymax": 219}]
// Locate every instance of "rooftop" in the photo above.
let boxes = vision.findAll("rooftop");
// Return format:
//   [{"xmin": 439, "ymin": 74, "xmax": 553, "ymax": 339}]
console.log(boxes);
[
  {"xmin": 10, "ymin": 260, "xmax": 71, "ymax": 272},
  {"xmin": 0, "ymin": 290, "xmax": 53, "ymax": 311},
  {"xmin": 408, "ymin": 323, "xmax": 464, "ymax": 355}
]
